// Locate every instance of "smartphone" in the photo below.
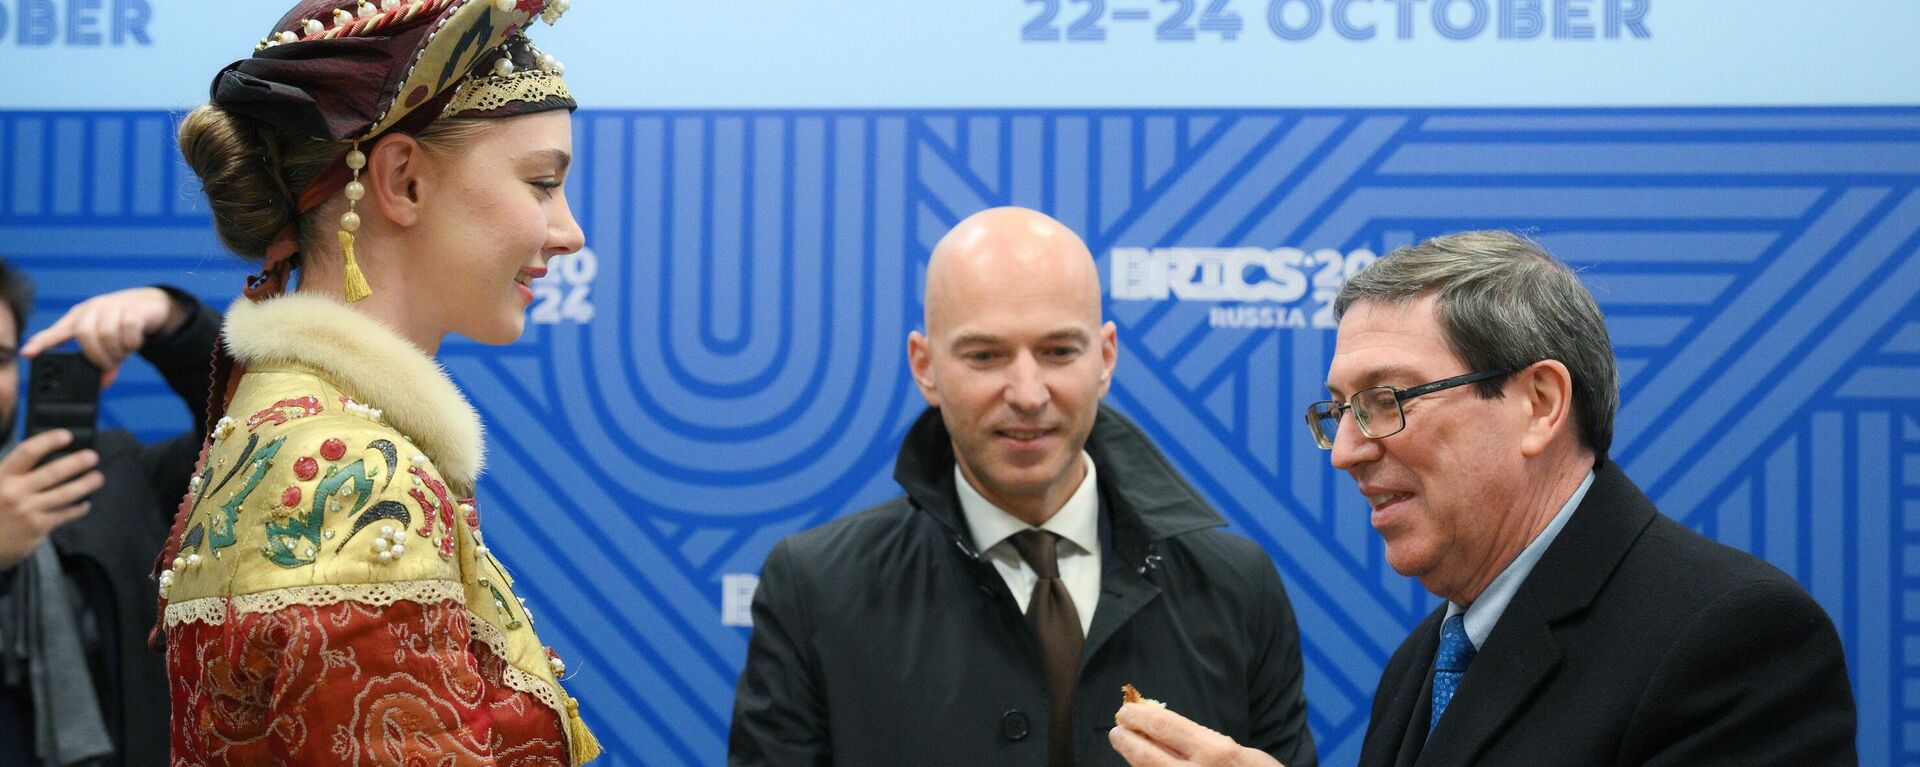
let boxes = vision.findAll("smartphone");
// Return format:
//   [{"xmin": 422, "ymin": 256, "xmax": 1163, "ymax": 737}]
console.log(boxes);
[{"xmin": 23, "ymin": 350, "xmax": 101, "ymax": 465}]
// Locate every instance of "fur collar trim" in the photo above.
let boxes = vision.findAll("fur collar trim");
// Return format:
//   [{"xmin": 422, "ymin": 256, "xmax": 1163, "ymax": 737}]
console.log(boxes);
[{"xmin": 221, "ymin": 293, "xmax": 483, "ymax": 488}]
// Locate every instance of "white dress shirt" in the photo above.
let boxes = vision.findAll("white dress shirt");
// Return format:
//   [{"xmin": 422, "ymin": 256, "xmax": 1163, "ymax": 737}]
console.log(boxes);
[{"xmin": 956, "ymin": 453, "xmax": 1102, "ymax": 637}]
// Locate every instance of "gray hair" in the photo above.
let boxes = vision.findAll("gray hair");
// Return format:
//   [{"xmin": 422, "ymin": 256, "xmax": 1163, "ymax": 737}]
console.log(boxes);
[{"xmin": 1333, "ymin": 231, "xmax": 1619, "ymax": 457}]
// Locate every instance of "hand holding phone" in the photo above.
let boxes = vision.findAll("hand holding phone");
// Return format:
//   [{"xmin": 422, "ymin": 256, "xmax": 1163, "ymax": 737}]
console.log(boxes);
[{"xmin": 0, "ymin": 425, "xmax": 104, "ymax": 571}]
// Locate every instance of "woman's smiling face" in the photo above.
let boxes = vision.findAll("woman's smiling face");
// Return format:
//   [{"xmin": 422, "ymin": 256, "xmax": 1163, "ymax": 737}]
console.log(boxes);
[{"xmin": 411, "ymin": 110, "xmax": 584, "ymax": 345}]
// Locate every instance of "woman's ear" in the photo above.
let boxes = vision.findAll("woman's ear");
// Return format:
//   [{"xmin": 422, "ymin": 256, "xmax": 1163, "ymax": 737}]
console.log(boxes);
[{"xmin": 363, "ymin": 133, "xmax": 426, "ymax": 227}]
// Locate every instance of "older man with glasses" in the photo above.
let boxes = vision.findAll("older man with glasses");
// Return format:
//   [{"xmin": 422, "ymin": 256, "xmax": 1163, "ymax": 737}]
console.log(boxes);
[{"xmin": 1112, "ymin": 230, "xmax": 1857, "ymax": 767}]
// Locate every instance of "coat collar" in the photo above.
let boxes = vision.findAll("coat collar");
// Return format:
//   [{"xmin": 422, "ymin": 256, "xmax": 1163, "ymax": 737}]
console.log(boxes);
[
  {"xmin": 894, "ymin": 404, "xmax": 1227, "ymax": 667},
  {"xmin": 1412, "ymin": 459, "xmax": 1658, "ymax": 766},
  {"xmin": 220, "ymin": 293, "xmax": 484, "ymax": 490},
  {"xmin": 892, "ymin": 403, "xmax": 1226, "ymax": 550},
  {"xmin": 1505, "ymin": 459, "xmax": 1659, "ymax": 623}
]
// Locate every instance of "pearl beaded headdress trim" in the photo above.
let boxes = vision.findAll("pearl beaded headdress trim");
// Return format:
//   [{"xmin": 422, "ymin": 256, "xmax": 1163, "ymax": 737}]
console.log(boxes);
[
  {"xmin": 255, "ymin": 0, "xmax": 570, "ymax": 52},
  {"xmin": 235, "ymin": 0, "xmax": 573, "ymax": 144},
  {"xmin": 442, "ymin": 40, "xmax": 572, "ymax": 118}
]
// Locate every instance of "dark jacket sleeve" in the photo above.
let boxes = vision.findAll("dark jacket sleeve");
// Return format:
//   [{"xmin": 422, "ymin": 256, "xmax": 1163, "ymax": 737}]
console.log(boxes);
[
  {"xmin": 729, "ymin": 539, "xmax": 831, "ymax": 767},
  {"xmin": 134, "ymin": 287, "xmax": 220, "ymax": 523},
  {"xmin": 1245, "ymin": 553, "xmax": 1318, "ymax": 767},
  {"xmin": 142, "ymin": 286, "xmax": 218, "ymax": 434},
  {"xmin": 1625, "ymin": 580, "xmax": 1857, "ymax": 766}
]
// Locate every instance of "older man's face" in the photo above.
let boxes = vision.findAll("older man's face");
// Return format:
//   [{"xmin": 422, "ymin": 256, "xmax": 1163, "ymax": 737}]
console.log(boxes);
[{"xmin": 1325, "ymin": 296, "xmax": 1529, "ymax": 600}]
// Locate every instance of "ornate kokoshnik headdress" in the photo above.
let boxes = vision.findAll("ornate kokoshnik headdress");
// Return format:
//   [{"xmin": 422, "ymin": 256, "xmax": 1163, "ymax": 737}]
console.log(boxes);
[{"xmin": 210, "ymin": 0, "xmax": 576, "ymax": 303}]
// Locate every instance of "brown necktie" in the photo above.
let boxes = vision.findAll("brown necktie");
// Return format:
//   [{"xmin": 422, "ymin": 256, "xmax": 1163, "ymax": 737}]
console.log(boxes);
[{"xmin": 1010, "ymin": 530, "xmax": 1084, "ymax": 767}]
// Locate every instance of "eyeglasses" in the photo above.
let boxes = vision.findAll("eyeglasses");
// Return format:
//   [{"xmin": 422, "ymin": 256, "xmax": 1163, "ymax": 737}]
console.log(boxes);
[{"xmin": 1305, "ymin": 370, "xmax": 1509, "ymax": 450}]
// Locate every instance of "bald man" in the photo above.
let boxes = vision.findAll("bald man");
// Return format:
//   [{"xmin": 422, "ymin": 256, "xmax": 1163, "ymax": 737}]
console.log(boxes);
[{"xmin": 730, "ymin": 208, "xmax": 1317, "ymax": 767}]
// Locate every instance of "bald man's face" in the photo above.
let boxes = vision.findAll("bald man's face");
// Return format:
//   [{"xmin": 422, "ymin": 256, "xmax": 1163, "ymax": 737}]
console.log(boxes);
[{"xmin": 909, "ymin": 222, "xmax": 1116, "ymax": 521}]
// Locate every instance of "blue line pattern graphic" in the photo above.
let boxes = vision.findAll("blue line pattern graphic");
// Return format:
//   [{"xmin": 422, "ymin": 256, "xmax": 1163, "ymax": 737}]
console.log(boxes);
[{"xmin": 0, "ymin": 107, "xmax": 1915, "ymax": 765}]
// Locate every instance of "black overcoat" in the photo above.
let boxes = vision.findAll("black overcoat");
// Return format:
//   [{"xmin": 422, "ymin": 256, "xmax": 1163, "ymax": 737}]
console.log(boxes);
[
  {"xmin": 1358, "ymin": 460, "xmax": 1857, "ymax": 766},
  {"xmin": 731, "ymin": 405, "xmax": 1318, "ymax": 767}
]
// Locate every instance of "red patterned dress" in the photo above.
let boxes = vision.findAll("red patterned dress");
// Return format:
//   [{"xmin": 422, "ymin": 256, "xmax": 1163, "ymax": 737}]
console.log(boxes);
[{"xmin": 158, "ymin": 293, "xmax": 595, "ymax": 766}]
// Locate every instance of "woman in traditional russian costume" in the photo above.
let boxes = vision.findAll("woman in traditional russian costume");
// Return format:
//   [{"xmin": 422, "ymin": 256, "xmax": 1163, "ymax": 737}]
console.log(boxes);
[{"xmin": 152, "ymin": 1, "xmax": 597, "ymax": 764}]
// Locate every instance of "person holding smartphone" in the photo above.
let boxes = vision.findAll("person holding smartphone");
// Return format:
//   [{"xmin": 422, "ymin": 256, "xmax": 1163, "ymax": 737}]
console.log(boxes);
[{"xmin": 0, "ymin": 264, "xmax": 218, "ymax": 767}]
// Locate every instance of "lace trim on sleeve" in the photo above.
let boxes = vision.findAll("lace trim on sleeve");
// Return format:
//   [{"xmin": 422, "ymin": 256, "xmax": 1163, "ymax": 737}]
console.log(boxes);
[
  {"xmin": 162, "ymin": 579, "xmax": 467, "ymax": 626},
  {"xmin": 468, "ymin": 614, "xmax": 567, "ymax": 715}
]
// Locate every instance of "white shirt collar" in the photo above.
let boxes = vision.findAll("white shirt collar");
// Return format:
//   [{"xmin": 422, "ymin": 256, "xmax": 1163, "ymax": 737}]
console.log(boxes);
[{"xmin": 956, "ymin": 452, "xmax": 1100, "ymax": 558}]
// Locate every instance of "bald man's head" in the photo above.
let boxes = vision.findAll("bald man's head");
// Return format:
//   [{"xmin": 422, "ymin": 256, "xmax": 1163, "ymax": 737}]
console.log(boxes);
[
  {"xmin": 923, "ymin": 207, "xmax": 1103, "ymax": 336},
  {"xmin": 909, "ymin": 207, "xmax": 1118, "ymax": 525}
]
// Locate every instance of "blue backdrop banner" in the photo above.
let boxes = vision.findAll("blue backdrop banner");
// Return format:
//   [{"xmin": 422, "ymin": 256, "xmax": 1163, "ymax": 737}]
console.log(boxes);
[{"xmin": 2, "ymin": 3, "xmax": 1918, "ymax": 766}]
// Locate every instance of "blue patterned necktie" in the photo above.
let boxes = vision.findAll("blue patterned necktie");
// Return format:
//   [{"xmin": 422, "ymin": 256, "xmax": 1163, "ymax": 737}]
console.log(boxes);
[{"xmin": 1430, "ymin": 613, "xmax": 1477, "ymax": 734}]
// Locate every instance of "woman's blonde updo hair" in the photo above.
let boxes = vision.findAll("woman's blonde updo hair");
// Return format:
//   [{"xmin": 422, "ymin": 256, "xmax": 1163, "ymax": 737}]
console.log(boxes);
[
  {"xmin": 178, "ymin": 106, "xmax": 492, "ymax": 262},
  {"xmin": 178, "ymin": 104, "xmax": 338, "ymax": 261}
]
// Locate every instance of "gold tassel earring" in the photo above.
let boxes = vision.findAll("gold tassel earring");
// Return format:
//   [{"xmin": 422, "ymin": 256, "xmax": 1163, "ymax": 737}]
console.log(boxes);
[
  {"xmin": 339, "ymin": 144, "xmax": 373, "ymax": 302},
  {"xmin": 565, "ymin": 696, "xmax": 602, "ymax": 764}
]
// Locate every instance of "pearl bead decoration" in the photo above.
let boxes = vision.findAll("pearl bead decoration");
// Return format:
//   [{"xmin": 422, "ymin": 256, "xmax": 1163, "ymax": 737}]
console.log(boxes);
[
  {"xmin": 372, "ymin": 526, "xmax": 407, "ymax": 563},
  {"xmin": 341, "ymin": 398, "xmax": 383, "ymax": 421}
]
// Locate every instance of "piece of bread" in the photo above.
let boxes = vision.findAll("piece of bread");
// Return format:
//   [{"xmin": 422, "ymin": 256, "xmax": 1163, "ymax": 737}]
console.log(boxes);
[{"xmin": 1121, "ymin": 684, "xmax": 1166, "ymax": 708}]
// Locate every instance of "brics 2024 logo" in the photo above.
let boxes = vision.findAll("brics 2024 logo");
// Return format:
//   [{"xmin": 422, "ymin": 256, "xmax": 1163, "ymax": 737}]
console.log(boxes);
[
  {"xmin": 529, "ymin": 248, "xmax": 598, "ymax": 325},
  {"xmin": 1109, "ymin": 246, "xmax": 1377, "ymax": 329}
]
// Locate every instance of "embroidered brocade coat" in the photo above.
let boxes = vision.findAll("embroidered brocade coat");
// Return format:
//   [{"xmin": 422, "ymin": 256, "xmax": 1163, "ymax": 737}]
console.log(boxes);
[{"xmin": 158, "ymin": 294, "xmax": 589, "ymax": 766}]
